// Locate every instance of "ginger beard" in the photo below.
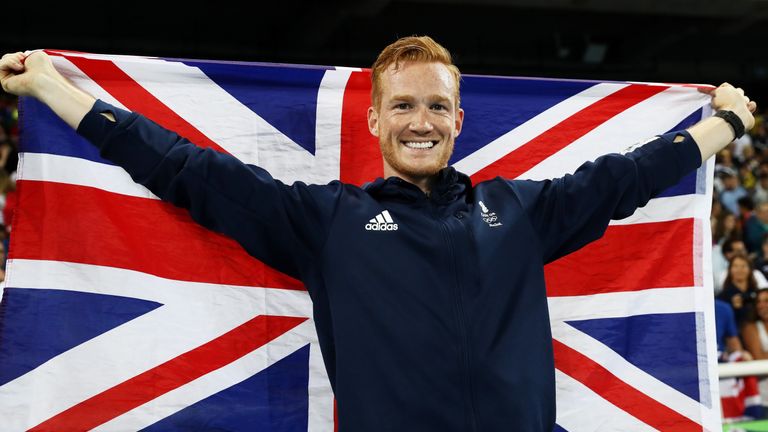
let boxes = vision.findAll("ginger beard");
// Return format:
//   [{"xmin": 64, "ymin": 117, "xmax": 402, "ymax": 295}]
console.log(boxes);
[{"xmin": 369, "ymin": 62, "xmax": 463, "ymax": 185}]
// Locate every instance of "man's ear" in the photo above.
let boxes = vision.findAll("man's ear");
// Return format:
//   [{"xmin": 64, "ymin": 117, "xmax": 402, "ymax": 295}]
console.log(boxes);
[
  {"xmin": 367, "ymin": 106, "xmax": 379, "ymax": 137},
  {"xmin": 454, "ymin": 108, "xmax": 464, "ymax": 137}
]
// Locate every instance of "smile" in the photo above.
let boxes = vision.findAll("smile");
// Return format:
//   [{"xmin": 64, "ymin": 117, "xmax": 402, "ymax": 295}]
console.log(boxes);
[{"xmin": 402, "ymin": 141, "xmax": 437, "ymax": 149}]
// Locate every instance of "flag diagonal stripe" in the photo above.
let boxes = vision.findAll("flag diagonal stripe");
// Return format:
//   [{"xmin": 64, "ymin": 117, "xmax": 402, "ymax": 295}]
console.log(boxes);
[
  {"xmin": 49, "ymin": 52, "xmax": 228, "ymax": 155},
  {"xmin": 470, "ymin": 84, "xmax": 669, "ymax": 183},
  {"xmin": 29, "ymin": 315, "xmax": 308, "ymax": 431},
  {"xmin": 553, "ymin": 339, "xmax": 702, "ymax": 431}
]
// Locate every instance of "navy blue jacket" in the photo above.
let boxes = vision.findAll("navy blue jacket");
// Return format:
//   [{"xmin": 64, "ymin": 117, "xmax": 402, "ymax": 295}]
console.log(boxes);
[{"xmin": 77, "ymin": 99, "xmax": 703, "ymax": 431}]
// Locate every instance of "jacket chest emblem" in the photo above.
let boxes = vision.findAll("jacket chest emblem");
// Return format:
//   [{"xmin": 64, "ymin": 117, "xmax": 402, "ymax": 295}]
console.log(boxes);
[
  {"xmin": 365, "ymin": 210, "xmax": 399, "ymax": 231},
  {"xmin": 479, "ymin": 201, "xmax": 503, "ymax": 227}
]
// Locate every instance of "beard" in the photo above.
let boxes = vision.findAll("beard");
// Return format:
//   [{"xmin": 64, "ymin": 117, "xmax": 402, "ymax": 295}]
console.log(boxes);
[{"xmin": 379, "ymin": 138, "xmax": 454, "ymax": 179}]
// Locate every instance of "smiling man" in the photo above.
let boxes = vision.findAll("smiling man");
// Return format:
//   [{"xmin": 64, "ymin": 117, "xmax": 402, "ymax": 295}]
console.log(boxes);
[
  {"xmin": 368, "ymin": 48, "xmax": 463, "ymax": 192},
  {"xmin": 0, "ymin": 36, "xmax": 757, "ymax": 431}
]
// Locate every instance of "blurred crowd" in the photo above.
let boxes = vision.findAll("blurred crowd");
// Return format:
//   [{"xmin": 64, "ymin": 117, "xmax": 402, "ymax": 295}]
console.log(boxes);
[
  {"xmin": 711, "ymin": 108, "xmax": 768, "ymax": 421},
  {"xmin": 0, "ymin": 94, "xmax": 17, "ymax": 282}
]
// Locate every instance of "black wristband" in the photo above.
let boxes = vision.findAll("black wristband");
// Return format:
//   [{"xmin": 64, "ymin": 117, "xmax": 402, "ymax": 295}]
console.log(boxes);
[{"xmin": 714, "ymin": 110, "xmax": 746, "ymax": 139}]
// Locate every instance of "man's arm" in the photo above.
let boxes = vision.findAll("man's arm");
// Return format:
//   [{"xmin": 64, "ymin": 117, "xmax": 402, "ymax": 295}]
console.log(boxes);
[
  {"xmin": 1, "ymin": 50, "xmax": 342, "ymax": 281},
  {"xmin": 512, "ymin": 83, "xmax": 756, "ymax": 263}
]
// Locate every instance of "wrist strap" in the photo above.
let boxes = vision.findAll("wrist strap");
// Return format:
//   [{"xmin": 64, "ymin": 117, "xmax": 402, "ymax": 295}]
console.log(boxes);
[{"xmin": 714, "ymin": 110, "xmax": 746, "ymax": 140}]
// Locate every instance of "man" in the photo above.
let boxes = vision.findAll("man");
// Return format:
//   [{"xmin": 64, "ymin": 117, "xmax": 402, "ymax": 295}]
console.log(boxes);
[{"xmin": 0, "ymin": 37, "xmax": 757, "ymax": 431}]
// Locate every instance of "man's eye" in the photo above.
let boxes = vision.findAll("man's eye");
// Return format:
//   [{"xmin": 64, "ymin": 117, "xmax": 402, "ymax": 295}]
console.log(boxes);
[
  {"xmin": 395, "ymin": 103, "xmax": 411, "ymax": 110},
  {"xmin": 431, "ymin": 104, "xmax": 446, "ymax": 111}
]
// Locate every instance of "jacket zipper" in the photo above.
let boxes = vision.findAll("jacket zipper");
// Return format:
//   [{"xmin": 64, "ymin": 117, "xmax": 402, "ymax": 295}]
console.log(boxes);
[{"xmin": 440, "ymin": 216, "xmax": 480, "ymax": 432}]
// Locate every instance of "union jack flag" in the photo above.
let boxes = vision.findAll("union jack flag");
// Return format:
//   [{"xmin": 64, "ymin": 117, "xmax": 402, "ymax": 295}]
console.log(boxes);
[{"xmin": 0, "ymin": 50, "xmax": 719, "ymax": 431}]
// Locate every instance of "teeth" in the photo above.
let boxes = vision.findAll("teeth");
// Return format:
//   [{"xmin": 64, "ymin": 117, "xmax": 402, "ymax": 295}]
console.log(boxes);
[{"xmin": 403, "ymin": 141, "xmax": 435, "ymax": 149}]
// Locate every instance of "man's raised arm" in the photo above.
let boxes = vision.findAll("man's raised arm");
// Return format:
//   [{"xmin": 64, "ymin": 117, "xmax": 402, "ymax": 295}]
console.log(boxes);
[{"xmin": 0, "ymin": 49, "xmax": 343, "ymax": 282}]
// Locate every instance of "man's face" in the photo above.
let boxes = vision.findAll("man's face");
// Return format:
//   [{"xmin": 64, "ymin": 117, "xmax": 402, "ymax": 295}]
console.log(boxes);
[{"xmin": 367, "ymin": 61, "xmax": 464, "ymax": 184}]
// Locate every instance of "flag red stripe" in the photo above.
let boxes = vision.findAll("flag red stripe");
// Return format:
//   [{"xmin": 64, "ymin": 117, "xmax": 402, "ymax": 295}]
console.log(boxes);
[
  {"xmin": 29, "ymin": 315, "xmax": 307, "ymax": 431},
  {"xmin": 553, "ymin": 339, "xmax": 701, "ymax": 431},
  {"xmin": 544, "ymin": 219, "xmax": 694, "ymax": 296},
  {"xmin": 339, "ymin": 70, "xmax": 382, "ymax": 186},
  {"xmin": 470, "ymin": 84, "xmax": 668, "ymax": 183},
  {"xmin": 48, "ymin": 51, "xmax": 229, "ymax": 155},
  {"xmin": 10, "ymin": 180, "xmax": 304, "ymax": 289}
]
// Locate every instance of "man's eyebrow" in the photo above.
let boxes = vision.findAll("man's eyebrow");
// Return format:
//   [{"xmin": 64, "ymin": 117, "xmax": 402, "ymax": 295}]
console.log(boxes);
[
  {"xmin": 388, "ymin": 94, "xmax": 451, "ymax": 102},
  {"xmin": 389, "ymin": 95, "xmax": 415, "ymax": 102}
]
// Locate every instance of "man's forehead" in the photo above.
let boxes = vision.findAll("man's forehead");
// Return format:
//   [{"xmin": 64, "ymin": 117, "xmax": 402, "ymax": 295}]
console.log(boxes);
[{"xmin": 382, "ymin": 61, "xmax": 457, "ymax": 93}]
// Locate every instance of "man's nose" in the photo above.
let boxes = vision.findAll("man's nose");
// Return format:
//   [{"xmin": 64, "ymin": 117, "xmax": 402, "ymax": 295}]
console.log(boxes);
[{"xmin": 409, "ymin": 107, "xmax": 434, "ymax": 133}]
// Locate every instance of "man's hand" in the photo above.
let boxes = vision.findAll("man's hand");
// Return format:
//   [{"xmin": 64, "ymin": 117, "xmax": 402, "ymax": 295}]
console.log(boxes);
[
  {"xmin": 700, "ymin": 82, "xmax": 757, "ymax": 130},
  {"xmin": 0, "ymin": 50, "xmax": 96, "ymax": 130},
  {"xmin": 689, "ymin": 83, "xmax": 758, "ymax": 162},
  {"xmin": 0, "ymin": 51, "xmax": 58, "ymax": 98}
]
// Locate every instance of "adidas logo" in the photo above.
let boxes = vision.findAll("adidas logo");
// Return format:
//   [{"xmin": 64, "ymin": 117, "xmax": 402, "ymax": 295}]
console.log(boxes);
[{"xmin": 365, "ymin": 210, "xmax": 399, "ymax": 231}]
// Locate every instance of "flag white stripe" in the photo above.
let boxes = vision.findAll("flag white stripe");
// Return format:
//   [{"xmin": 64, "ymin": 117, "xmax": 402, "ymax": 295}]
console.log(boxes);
[
  {"xmin": 609, "ymin": 195, "xmax": 697, "ymax": 225},
  {"xmin": 548, "ymin": 287, "xmax": 702, "ymax": 322},
  {"xmin": 312, "ymin": 68, "xmax": 354, "ymax": 184},
  {"xmin": 19, "ymin": 152, "xmax": 159, "ymax": 199},
  {"xmin": 5, "ymin": 259, "xmax": 312, "ymax": 312},
  {"xmin": 555, "ymin": 369, "xmax": 656, "ymax": 432}
]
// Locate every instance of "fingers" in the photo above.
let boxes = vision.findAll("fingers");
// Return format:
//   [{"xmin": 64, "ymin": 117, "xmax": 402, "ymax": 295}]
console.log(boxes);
[
  {"xmin": 0, "ymin": 52, "xmax": 26, "ymax": 73},
  {"xmin": 749, "ymin": 101, "xmax": 758, "ymax": 113}
]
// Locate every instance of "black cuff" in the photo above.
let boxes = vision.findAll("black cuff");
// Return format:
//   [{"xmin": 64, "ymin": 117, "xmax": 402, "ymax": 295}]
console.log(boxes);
[{"xmin": 714, "ymin": 110, "xmax": 746, "ymax": 140}]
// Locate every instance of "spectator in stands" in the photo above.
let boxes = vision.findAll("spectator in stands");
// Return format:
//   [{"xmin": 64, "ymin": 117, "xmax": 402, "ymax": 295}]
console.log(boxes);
[
  {"xmin": 746, "ymin": 202, "xmax": 768, "ymax": 256},
  {"xmin": 752, "ymin": 121, "xmax": 768, "ymax": 154},
  {"xmin": 754, "ymin": 236, "xmax": 768, "ymax": 279},
  {"xmin": 714, "ymin": 212, "xmax": 742, "ymax": 246},
  {"xmin": 719, "ymin": 294, "xmax": 763, "ymax": 421},
  {"xmin": 754, "ymin": 173, "xmax": 768, "ymax": 205},
  {"xmin": 742, "ymin": 289, "xmax": 768, "ymax": 359},
  {"xmin": 719, "ymin": 254, "xmax": 760, "ymax": 326},
  {"xmin": 721, "ymin": 168, "xmax": 749, "ymax": 215},
  {"xmin": 716, "ymin": 298, "xmax": 750, "ymax": 361},
  {"xmin": 738, "ymin": 196, "xmax": 755, "ymax": 232},
  {"xmin": 739, "ymin": 289, "xmax": 768, "ymax": 403}
]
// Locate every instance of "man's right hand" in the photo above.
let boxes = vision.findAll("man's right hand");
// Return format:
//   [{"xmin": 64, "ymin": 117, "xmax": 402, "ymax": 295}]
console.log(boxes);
[
  {"xmin": 0, "ymin": 50, "xmax": 96, "ymax": 130},
  {"xmin": 0, "ymin": 51, "xmax": 58, "ymax": 98}
]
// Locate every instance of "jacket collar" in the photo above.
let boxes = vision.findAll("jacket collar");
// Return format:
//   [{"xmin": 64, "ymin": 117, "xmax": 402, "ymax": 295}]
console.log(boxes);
[{"xmin": 363, "ymin": 167, "xmax": 472, "ymax": 204}]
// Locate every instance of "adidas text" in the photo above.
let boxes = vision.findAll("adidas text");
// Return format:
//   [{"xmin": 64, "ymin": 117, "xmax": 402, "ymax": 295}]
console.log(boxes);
[
  {"xmin": 365, "ymin": 210, "xmax": 399, "ymax": 231},
  {"xmin": 365, "ymin": 222, "xmax": 399, "ymax": 231}
]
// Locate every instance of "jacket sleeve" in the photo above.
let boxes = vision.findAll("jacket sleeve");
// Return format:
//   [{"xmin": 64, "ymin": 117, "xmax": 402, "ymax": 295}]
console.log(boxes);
[
  {"xmin": 76, "ymin": 99, "xmax": 341, "ymax": 280},
  {"xmin": 507, "ymin": 131, "xmax": 703, "ymax": 264}
]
